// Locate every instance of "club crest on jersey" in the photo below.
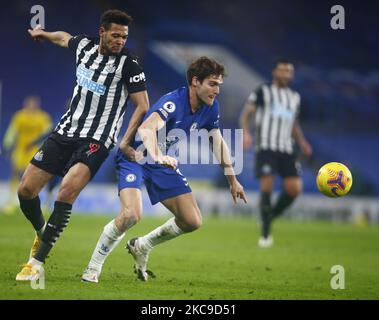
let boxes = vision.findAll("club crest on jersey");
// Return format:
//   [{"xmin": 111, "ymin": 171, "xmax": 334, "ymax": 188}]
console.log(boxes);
[
  {"xmin": 105, "ymin": 63, "xmax": 116, "ymax": 73},
  {"xmin": 126, "ymin": 174, "xmax": 137, "ymax": 183},
  {"xmin": 163, "ymin": 101, "xmax": 176, "ymax": 113},
  {"xmin": 34, "ymin": 150, "xmax": 44, "ymax": 161},
  {"xmin": 190, "ymin": 122, "xmax": 198, "ymax": 131}
]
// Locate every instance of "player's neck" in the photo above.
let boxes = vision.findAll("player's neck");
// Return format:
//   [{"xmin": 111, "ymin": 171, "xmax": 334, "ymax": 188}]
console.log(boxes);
[
  {"xmin": 272, "ymin": 80, "xmax": 288, "ymax": 89},
  {"xmin": 98, "ymin": 41, "xmax": 113, "ymax": 56},
  {"xmin": 99, "ymin": 45, "xmax": 110, "ymax": 56},
  {"xmin": 188, "ymin": 88, "xmax": 201, "ymax": 113}
]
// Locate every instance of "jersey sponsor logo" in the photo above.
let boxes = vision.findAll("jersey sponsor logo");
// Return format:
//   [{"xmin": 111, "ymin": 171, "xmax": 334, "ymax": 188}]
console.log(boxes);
[
  {"xmin": 77, "ymin": 64, "xmax": 106, "ymax": 95},
  {"xmin": 129, "ymin": 72, "xmax": 146, "ymax": 83},
  {"xmin": 162, "ymin": 101, "xmax": 176, "ymax": 113},
  {"xmin": 34, "ymin": 150, "xmax": 44, "ymax": 161},
  {"xmin": 77, "ymin": 64, "xmax": 94, "ymax": 78},
  {"xmin": 271, "ymin": 103, "xmax": 295, "ymax": 120},
  {"xmin": 157, "ymin": 135, "xmax": 179, "ymax": 152},
  {"xmin": 126, "ymin": 173, "xmax": 137, "ymax": 182}
]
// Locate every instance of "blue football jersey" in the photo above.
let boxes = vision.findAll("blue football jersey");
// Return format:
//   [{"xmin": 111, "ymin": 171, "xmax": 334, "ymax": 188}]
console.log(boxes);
[{"xmin": 134, "ymin": 86, "xmax": 220, "ymax": 154}]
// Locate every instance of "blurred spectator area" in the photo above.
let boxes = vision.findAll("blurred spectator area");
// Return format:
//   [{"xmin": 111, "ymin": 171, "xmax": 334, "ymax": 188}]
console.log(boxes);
[{"xmin": 0, "ymin": 0, "xmax": 378, "ymax": 195}]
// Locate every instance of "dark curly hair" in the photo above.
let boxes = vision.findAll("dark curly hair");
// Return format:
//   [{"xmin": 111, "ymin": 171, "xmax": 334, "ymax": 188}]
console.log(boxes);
[
  {"xmin": 186, "ymin": 56, "xmax": 225, "ymax": 85},
  {"xmin": 100, "ymin": 9, "xmax": 133, "ymax": 30}
]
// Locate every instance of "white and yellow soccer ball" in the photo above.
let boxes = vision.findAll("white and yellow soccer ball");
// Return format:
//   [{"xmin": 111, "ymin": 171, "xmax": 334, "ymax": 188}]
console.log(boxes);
[{"xmin": 316, "ymin": 162, "xmax": 353, "ymax": 197}]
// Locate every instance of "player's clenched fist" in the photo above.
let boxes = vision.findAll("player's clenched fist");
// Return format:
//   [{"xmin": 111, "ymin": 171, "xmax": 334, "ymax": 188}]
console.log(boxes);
[
  {"xmin": 157, "ymin": 155, "xmax": 177, "ymax": 170},
  {"xmin": 28, "ymin": 24, "xmax": 45, "ymax": 41}
]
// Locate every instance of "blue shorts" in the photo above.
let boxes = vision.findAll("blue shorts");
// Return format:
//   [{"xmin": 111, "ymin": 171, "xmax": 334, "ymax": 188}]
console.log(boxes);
[{"xmin": 115, "ymin": 150, "xmax": 192, "ymax": 205}]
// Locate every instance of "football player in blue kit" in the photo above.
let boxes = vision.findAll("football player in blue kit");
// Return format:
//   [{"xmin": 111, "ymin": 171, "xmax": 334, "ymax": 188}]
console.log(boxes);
[{"xmin": 82, "ymin": 56, "xmax": 247, "ymax": 282}]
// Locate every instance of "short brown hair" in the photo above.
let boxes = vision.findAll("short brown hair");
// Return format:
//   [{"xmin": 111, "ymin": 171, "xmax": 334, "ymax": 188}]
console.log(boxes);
[
  {"xmin": 100, "ymin": 9, "xmax": 133, "ymax": 30},
  {"xmin": 186, "ymin": 56, "xmax": 225, "ymax": 85}
]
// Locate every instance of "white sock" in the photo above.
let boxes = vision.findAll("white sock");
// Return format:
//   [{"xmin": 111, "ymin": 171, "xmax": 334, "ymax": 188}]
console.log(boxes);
[
  {"xmin": 138, "ymin": 217, "xmax": 184, "ymax": 252},
  {"xmin": 36, "ymin": 222, "xmax": 46, "ymax": 238},
  {"xmin": 28, "ymin": 257, "xmax": 43, "ymax": 269},
  {"xmin": 88, "ymin": 219, "xmax": 125, "ymax": 270}
]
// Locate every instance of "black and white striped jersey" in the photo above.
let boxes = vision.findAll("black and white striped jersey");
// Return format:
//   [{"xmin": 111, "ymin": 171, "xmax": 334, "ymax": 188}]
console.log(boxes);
[
  {"xmin": 54, "ymin": 35, "xmax": 147, "ymax": 149},
  {"xmin": 247, "ymin": 83, "xmax": 300, "ymax": 154}
]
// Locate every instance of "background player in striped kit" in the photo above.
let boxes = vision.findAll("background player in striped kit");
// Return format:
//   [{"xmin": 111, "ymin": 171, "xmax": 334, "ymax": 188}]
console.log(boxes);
[
  {"xmin": 240, "ymin": 59, "xmax": 312, "ymax": 248},
  {"xmin": 16, "ymin": 10, "xmax": 149, "ymax": 281}
]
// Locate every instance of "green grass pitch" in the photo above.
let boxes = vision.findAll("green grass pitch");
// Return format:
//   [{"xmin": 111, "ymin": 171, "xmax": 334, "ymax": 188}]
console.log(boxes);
[{"xmin": 0, "ymin": 212, "xmax": 378, "ymax": 300}]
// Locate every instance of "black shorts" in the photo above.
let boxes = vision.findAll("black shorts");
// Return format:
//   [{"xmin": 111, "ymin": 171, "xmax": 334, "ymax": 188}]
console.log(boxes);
[
  {"xmin": 30, "ymin": 132, "xmax": 109, "ymax": 178},
  {"xmin": 255, "ymin": 150, "xmax": 301, "ymax": 178}
]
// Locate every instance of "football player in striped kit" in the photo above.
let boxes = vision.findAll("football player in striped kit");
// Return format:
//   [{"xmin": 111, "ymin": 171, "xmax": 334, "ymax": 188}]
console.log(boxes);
[
  {"xmin": 240, "ymin": 59, "xmax": 312, "ymax": 248},
  {"xmin": 16, "ymin": 9, "xmax": 149, "ymax": 281}
]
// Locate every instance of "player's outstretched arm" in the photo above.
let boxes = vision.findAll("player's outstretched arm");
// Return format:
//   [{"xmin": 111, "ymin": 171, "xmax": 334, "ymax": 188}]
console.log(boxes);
[
  {"xmin": 28, "ymin": 25, "xmax": 72, "ymax": 48},
  {"xmin": 137, "ymin": 112, "xmax": 177, "ymax": 170},
  {"xmin": 119, "ymin": 91, "xmax": 149, "ymax": 161},
  {"xmin": 3, "ymin": 123, "xmax": 16, "ymax": 154},
  {"xmin": 292, "ymin": 119, "xmax": 312, "ymax": 157},
  {"xmin": 239, "ymin": 102, "xmax": 256, "ymax": 150},
  {"xmin": 209, "ymin": 129, "xmax": 247, "ymax": 204}
]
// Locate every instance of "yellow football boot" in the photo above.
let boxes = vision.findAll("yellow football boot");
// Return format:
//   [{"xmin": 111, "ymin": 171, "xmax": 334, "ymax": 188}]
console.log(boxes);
[
  {"xmin": 15, "ymin": 263, "xmax": 41, "ymax": 281},
  {"xmin": 29, "ymin": 235, "xmax": 41, "ymax": 260}
]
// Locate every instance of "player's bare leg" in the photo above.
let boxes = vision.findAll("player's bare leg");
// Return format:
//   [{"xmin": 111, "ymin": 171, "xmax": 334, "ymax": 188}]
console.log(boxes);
[
  {"xmin": 127, "ymin": 192, "xmax": 201, "ymax": 281},
  {"xmin": 82, "ymin": 188, "xmax": 142, "ymax": 283}
]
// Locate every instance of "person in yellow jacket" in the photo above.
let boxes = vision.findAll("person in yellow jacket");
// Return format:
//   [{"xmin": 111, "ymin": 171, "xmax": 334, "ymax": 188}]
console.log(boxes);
[{"xmin": 2, "ymin": 96, "xmax": 52, "ymax": 213}]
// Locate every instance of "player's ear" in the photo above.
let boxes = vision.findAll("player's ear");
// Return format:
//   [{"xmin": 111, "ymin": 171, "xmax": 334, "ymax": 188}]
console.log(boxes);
[
  {"xmin": 99, "ymin": 26, "xmax": 106, "ymax": 37},
  {"xmin": 191, "ymin": 76, "xmax": 199, "ymax": 87}
]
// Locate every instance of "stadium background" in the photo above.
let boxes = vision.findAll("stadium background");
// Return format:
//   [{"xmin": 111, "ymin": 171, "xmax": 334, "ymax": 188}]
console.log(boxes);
[
  {"xmin": 1, "ymin": 0, "xmax": 378, "ymax": 221},
  {"xmin": 0, "ymin": 0, "xmax": 378, "ymax": 301}
]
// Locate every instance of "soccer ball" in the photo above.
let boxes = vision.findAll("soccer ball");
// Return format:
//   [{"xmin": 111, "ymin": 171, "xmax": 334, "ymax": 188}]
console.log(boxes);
[{"xmin": 316, "ymin": 162, "xmax": 353, "ymax": 197}]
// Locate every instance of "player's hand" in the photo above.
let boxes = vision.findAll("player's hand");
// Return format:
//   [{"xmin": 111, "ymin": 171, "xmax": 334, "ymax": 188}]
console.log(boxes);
[
  {"xmin": 120, "ymin": 143, "xmax": 143, "ymax": 162},
  {"xmin": 243, "ymin": 132, "xmax": 253, "ymax": 150},
  {"xmin": 28, "ymin": 25, "xmax": 45, "ymax": 42},
  {"xmin": 230, "ymin": 180, "xmax": 248, "ymax": 204},
  {"xmin": 299, "ymin": 140, "xmax": 312, "ymax": 157},
  {"xmin": 156, "ymin": 155, "xmax": 177, "ymax": 170}
]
